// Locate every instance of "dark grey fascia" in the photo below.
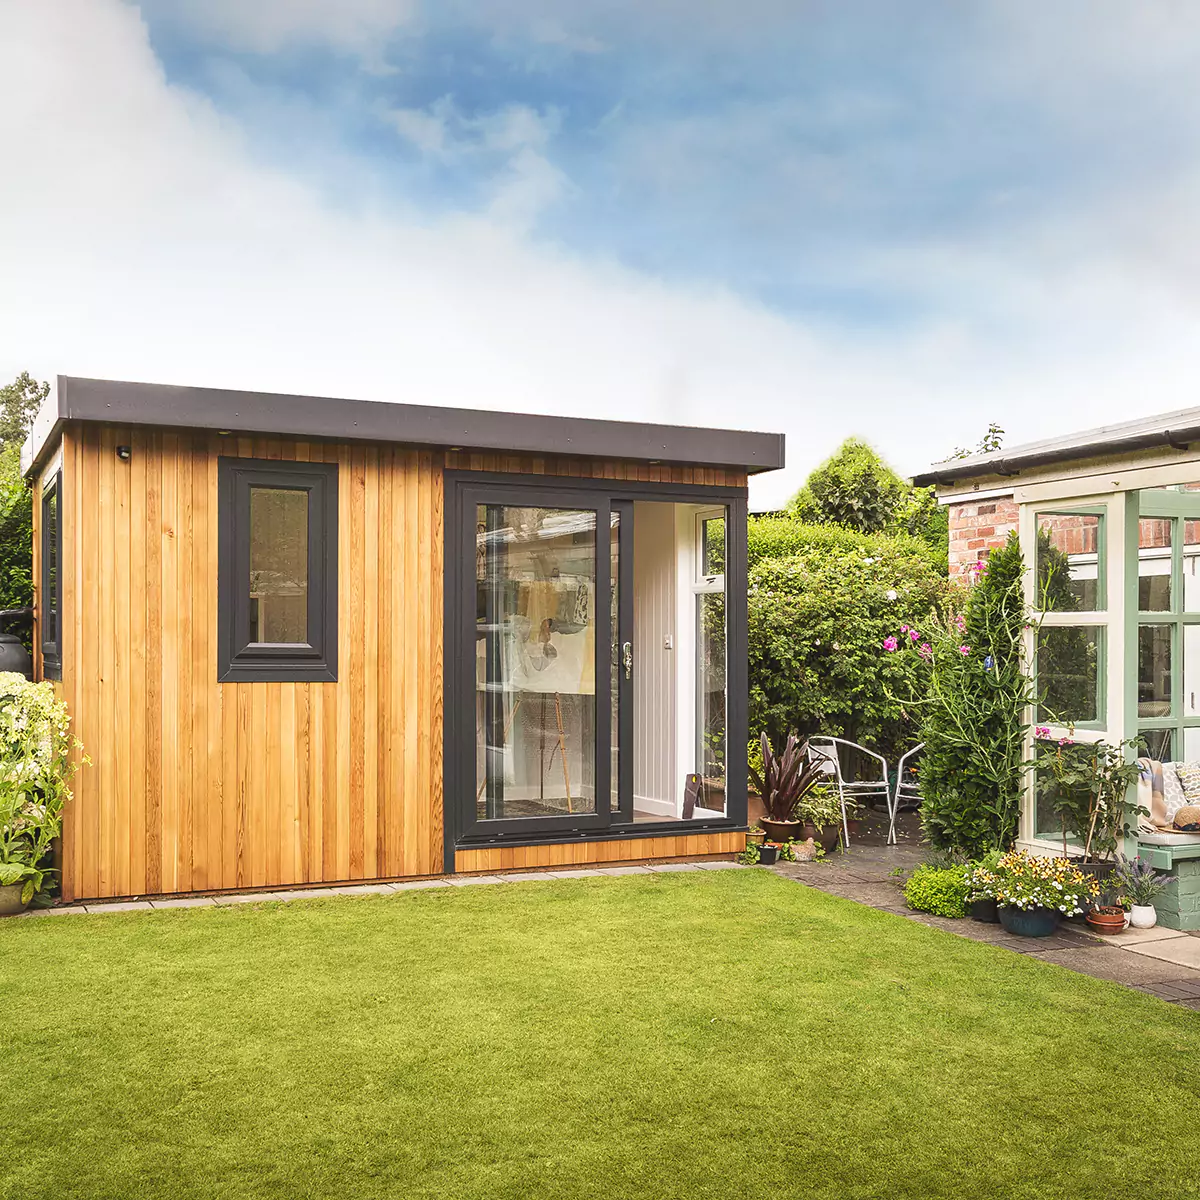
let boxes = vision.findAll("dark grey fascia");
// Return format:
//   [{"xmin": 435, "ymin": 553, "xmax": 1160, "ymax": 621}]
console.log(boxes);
[{"xmin": 31, "ymin": 376, "xmax": 785, "ymax": 476}]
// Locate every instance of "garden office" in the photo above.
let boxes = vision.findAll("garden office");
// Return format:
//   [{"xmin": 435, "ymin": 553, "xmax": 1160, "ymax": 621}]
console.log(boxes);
[
  {"xmin": 21, "ymin": 376, "xmax": 783, "ymax": 903},
  {"xmin": 917, "ymin": 406, "xmax": 1200, "ymax": 929}
]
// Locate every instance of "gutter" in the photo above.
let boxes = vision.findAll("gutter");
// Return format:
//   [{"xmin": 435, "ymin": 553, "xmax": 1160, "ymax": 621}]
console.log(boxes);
[{"xmin": 912, "ymin": 426, "xmax": 1200, "ymax": 488}]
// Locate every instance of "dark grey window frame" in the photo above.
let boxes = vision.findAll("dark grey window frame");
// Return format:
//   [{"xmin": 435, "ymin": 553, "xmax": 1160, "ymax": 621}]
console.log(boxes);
[
  {"xmin": 40, "ymin": 469, "xmax": 62, "ymax": 681},
  {"xmin": 217, "ymin": 457, "xmax": 338, "ymax": 682},
  {"xmin": 442, "ymin": 470, "xmax": 748, "ymax": 866}
]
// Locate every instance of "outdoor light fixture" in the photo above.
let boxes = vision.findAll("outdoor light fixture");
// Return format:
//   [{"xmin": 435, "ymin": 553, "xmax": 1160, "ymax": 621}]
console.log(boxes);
[{"xmin": 116, "ymin": 445, "xmax": 131, "ymax": 461}]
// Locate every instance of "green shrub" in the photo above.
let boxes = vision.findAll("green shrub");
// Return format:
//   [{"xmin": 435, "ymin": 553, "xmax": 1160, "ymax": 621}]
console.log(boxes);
[
  {"xmin": 747, "ymin": 523, "xmax": 948, "ymax": 760},
  {"xmin": 0, "ymin": 442, "xmax": 32, "ymax": 615},
  {"xmin": 903, "ymin": 863, "xmax": 970, "ymax": 918}
]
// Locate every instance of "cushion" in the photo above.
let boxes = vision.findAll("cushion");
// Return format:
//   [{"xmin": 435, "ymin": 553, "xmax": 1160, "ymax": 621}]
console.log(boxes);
[
  {"xmin": 1174, "ymin": 804, "xmax": 1200, "ymax": 831},
  {"xmin": 1175, "ymin": 761, "xmax": 1200, "ymax": 803},
  {"xmin": 1165, "ymin": 762, "xmax": 1193, "ymax": 820}
]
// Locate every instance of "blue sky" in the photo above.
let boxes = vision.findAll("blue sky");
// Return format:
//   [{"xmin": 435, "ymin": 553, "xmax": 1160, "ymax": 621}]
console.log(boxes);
[{"xmin": 4, "ymin": 1, "xmax": 1200, "ymax": 506}]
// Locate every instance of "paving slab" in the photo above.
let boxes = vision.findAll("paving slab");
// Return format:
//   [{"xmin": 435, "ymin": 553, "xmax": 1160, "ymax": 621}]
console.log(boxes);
[
  {"xmin": 390, "ymin": 879, "xmax": 452, "ymax": 891},
  {"xmin": 1029, "ymin": 946, "xmax": 1198, "ymax": 987},
  {"xmin": 818, "ymin": 883, "xmax": 907, "ymax": 908},
  {"xmin": 598, "ymin": 866, "xmax": 653, "ymax": 876},
  {"xmin": 1122, "ymin": 938, "xmax": 1200, "ymax": 969},
  {"xmin": 542, "ymin": 869, "xmax": 607, "ymax": 879},
  {"xmin": 151, "ymin": 897, "xmax": 217, "ymax": 909},
  {"xmin": 21, "ymin": 905, "xmax": 86, "ymax": 917},
  {"xmin": 323, "ymin": 884, "xmax": 397, "ymax": 896},
  {"xmin": 1097, "ymin": 925, "xmax": 1187, "ymax": 945},
  {"xmin": 646, "ymin": 863, "xmax": 701, "ymax": 873},
  {"xmin": 1139, "ymin": 977, "xmax": 1200, "ymax": 1000},
  {"xmin": 692, "ymin": 861, "xmax": 745, "ymax": 870},
  {"xmin": 83, "ymin": 901, "xmax": 153, "ymax": 913},
  {"xmin": 495, "ymin": 872, "xmax": 556, "ymax": 883},
  {"xmin": 447, "ymin": 875, "xmax": 510, "ymax": 886}
]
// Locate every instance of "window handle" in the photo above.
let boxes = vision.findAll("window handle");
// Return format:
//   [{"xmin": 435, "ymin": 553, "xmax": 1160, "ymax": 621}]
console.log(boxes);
[{"xmin": 623, "ymin": 641, "xmax": 633, "ymax": 680}]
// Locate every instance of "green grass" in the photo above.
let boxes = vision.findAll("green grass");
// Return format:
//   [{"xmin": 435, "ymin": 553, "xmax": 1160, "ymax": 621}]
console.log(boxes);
[{"xmin": 4, "ymin": 871, "xmax": 1200, "ymax": 1200}]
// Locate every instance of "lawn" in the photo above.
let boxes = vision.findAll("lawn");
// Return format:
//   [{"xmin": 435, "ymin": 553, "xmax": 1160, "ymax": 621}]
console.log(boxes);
[{"xmin": 4, "ymin": 870, "xmax": 1200, "ymax": 1200}]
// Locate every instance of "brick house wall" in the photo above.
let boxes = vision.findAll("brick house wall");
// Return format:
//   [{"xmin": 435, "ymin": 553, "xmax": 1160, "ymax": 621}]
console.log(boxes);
[{"xmin": 947, "ymin": 496, "xmax": 1018, "ymax": 578}]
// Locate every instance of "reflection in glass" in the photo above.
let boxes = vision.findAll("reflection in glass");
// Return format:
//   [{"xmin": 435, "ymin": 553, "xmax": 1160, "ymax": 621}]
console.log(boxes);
[
  {"xmin": 1138, "ymin": 624, "xmax": 1172, "ymax": 719},
  {"xmin": 702, "ymin": 516, "xmax": 726, "ymax": 576},
  {"xmin": 1186, "ymin": 727, "xmax": 1200, "ymax": 761},
  {"xmin": 1142, "ymin": 727, "xmax": 1173, "ymax": 762},
  {"xmin": 1186, "ymin": 625, "xmax": 1200, "ymax": 718},
  {"xmin": 1036, "ymin": 514, "xmax": 1100, "ymax": 612},
  {"xmin": 610, "ymin": 511, "xmax": 621, "ymax": 815},
  {"xmin": 43, "ymin": 483, "xmax": 58, "ymax": 647},
  {"xmin": 1037, "ymin": 626, "xmax": 1100, "ymax": 724},
  {"xmin": 249, "ymin": 487, "xmax": 309, "ymax": 643},
  {"xmin": 697, "ymin": 592, "xmax": 726, "ymax": 813},
  {"xmin": 476, "ymin": 505, "xmax": 597, "ymax": 821},
  {"xmin": 1138, "ymin": 518, "xmax": 1173, "ymax": 612}
]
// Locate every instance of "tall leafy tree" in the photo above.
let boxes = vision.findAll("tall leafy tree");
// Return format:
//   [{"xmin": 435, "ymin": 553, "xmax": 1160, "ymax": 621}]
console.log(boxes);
[{"xmin": 0, "ymin": 373, "xmax": 48, "ymax": 615}]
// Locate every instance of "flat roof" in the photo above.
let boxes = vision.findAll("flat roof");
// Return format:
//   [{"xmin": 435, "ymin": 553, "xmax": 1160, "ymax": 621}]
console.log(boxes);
[
  {"xmin": 913, "ymin": 404, "xmax": 1200, "ymax": 488},
  {"xmin": 23, "ymin": 376, "xmax": 785, "ymax": 477}
]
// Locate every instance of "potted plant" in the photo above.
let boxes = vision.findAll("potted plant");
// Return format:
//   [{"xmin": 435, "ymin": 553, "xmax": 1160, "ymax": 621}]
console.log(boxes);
[
  {"xmin": 746, "ymin": 732, "xmax": 830, "ymax": 845},
  {"xmin": 0, "ymin": 675, "xmax": 83, "ymax": 916},
  {"xmin": 795, "ymin": 783, "xmax": 844, "ymax": 852},
  {"xmin": 966, "ymin": 850, "xmax": 1002, "ymax": 923},
  {"xmin": 1033, "ymin": 735, "xmax": 1144, "ymax": 901},
  {"xmin": 1084, "ymin": 906, "xmax": 1127, "ymax": 935},
  {"xmin": 1113, "ymin": 854, "xmax": 1173, "ymax": 929},
  {"xmin": 992, "ymin": 850, "xmax": 1098, "ymax": 937}
]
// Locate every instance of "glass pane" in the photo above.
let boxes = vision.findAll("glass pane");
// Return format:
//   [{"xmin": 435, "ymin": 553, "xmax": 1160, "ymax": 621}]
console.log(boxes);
[
  {"xmin": 1186, "ymin": 727, "xmax": 1200, "ymax": 760},
  {"xmin": 1186, "ymin": 523, "xmax": 1200, "ymax": 612},
  {"xmin": 1142, "ymin": 727, "xmax": 1173, "ymax": 762},
  {"xmin": 249, "ymin": 487, "xmax": 308, "ymax": 644},
  {"xmin": 1186, "ymin": 625, "xmax": 1200, "ymax": 718},
  {"xmin": 697, "ymin": 592, "xmax": 726, "ymax": 814},
  {"xmin": 702, "ymin": 516, "xmax": 725, "ymax": 577},
  {"xmin": 610, "ymin": 510, "xmax": 621, "ymax": 815},
  {"xmin": 1138, "ymin": 518, "xmax": 1173, "ymax": 612},
  {"xmin": 1138, "ymin": 624, "xmax": 1173, "ymax": 718},
  {"xmin": 1036, "ymin": 626, "xmax": 1100, "ymax": 724},
  {"xmin": 1036, "ymin": 513, "xmax": 1101, "ymax": 612},
  {"xmin": 43, "ymin": 485, "xmax": 57, "ymax": 645},
  {"xmin": 475, "ymin": 505, "xmax": 597, "ymax": 820}
]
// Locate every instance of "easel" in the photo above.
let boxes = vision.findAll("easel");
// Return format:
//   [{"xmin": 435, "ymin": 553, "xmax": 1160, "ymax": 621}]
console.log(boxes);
[{"xmin": 476, "ymin": 691, "xmax": 573, "ymax": 812}]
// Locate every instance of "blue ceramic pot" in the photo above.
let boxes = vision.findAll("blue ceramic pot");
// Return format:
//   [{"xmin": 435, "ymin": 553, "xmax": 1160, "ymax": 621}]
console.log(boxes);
[{"xmin": 998, "ymin": 905, "xmax": 1061, "ymax": 938}]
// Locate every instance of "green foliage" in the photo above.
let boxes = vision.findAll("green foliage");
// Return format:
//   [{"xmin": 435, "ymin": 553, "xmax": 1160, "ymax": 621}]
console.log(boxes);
[
  {"xmin": 946, "ymin": 421, "xmax": 1005, "ymax": 462},
  {"xmin": 790, "ymin": 438, "xmax": 904, "ymax": 534},
  {"xmin": 0, "ymin": 442, "xmax": 32, "ymax": 613},
  {"xmin": 1033, "ymin": 736, "xmax": 1144, "ymax": 860},
  {"xmin": 784, "ymin": 438, "xmax": 948, "ymax": 566},
  {"xmin": 903, "ymin": 863, "xmax": 970, "ymax": 917},
  {"xmin": 747, "ymin": 522, "xmax": 948, "ymax": 759},
  {"xmin": 746, "ymin": 732, "xmax": 828, "ymax": 822},
  {"xmin": 1113, "ymin": 855, "xmax": 1173, "ymax": 907},
  {"xmin": 892, "ymin": 534, "xmax": 1031, "ymax": 858},
  {"xmin": 0, "ymin": 372, "xmax": 47, "ymax": 450},
  {"xmin": 992, "ymin": 850, "xmax": 1097, "ymax": 915},
  {"xmin": 0, "ymin": 673, "xmax": 84, "ymax": 901},
  {"xmin": 795, "ymin": 782, "xmax": 842, "ymax": 831}
]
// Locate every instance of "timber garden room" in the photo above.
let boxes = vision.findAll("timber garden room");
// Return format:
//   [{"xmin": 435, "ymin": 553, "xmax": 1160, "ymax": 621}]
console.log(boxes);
[{"xmin": 23, "ymin": 376, "xmax": 783, "ymax": 902}]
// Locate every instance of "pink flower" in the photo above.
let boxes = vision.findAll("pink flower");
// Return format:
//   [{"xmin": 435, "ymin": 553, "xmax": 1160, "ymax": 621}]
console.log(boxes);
[
  {"xmin": 918, "ymin": 643, "xmax": 933, "ymax": 660},
  {"xmin": 900, "ymin": 625, "xmax": 909, "ymax": 634},
  {"xmin": 954, "ymin": 615, "xmax": 966, "ymax": 632},
  {"xmin": 958, "ymin": 645, "xmax": 970, "ymax": 656},
  {"xmin": 909, "ymin": 629, "xmax": 920, "ymax": 642},
  {"xmin": 1034, "ymin": 725, "xmax": 1050, "ymax": 739},
  {"xmin": 882, "ymin": 636, "xmax": 899, "ymax": 652},
  {"xmin": 1058, "ymin": 737, "xmax": 1074, "ymax": 747}
]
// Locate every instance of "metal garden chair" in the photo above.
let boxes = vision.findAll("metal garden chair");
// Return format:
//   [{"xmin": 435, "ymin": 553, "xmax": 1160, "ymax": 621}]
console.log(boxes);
[
  {"xmin": 888, "ymin": 743, "xmax": 925, "ymax": 846},
  {"xmin": 809, "ymin": 736, "xmax": 890, "ymax": 849}
]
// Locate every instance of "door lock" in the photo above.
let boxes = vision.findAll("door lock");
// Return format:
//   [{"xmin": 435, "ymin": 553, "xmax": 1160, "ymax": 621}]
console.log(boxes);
[{"xmin": 622, "ymin": 641, "xmax": 633, "ymax": 680}]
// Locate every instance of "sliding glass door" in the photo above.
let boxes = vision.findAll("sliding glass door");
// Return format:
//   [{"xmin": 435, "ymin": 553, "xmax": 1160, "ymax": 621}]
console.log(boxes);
[{"xmin": 446, "ymin": 476, "xmax": 746, "ymax": 846}]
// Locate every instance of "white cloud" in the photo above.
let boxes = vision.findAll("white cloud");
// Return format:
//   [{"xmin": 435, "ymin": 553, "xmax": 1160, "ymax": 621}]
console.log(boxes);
[{"xmin": 3, "ymin": 0, "xmax": 1200, "ymax": 515}]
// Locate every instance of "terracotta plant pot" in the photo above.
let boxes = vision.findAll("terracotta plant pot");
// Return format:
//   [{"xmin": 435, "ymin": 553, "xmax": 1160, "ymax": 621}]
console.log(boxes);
[
  {"xmin": 1129, "ymin": 904, "xmax": 1157, "ymax": 929},
  {"xmin": 1085, "ymin": 906, "xmax": 1127, "ymax": 935},
  {"xmin": 0, "ymin": 882, "xmax": 30, "ymax": 917},
  {"xmin": 760, "ymin": 818, "xmax": 804, "ymax": 844},
  {"xmin": 969, "ymin": 896, "xmax": 1000, "ymax": 923},
  {"xmin": 998, "ymin": 905, "xmax": 1062, "ymax": 938},
  {"xmin": 799, "ymin": 821, "xmax": 841, "ymax": 852}
]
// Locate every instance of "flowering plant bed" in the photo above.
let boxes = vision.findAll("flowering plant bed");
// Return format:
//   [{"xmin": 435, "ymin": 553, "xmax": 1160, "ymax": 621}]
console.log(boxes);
[{"xmin": 992, "ymin": 851, "xmax": 1098, "ymax": 917}]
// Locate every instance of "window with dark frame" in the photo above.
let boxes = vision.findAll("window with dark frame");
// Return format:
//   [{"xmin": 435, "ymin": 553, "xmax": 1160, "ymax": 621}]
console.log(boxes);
[
  {"xmin": 41, "ymin": 471, "xmax": 62, "ymax": 681},
  {"xmin": 217, "ymin": 457, "xmax": 338, "ymax": 682}
]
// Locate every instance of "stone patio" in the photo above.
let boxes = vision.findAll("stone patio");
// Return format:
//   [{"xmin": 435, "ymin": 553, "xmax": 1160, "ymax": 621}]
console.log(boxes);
[{"xmin": 776, "ymin": 808, "xmax": 1200, "ymax": 1009}]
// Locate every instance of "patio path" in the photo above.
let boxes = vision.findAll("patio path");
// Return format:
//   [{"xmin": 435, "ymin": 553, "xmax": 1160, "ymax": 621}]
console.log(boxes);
[{"xmin": 775, "ymin": 812, "xmax": 1200, "ymax": 1009}]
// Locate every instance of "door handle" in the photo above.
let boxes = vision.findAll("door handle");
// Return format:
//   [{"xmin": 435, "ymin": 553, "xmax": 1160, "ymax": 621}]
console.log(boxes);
[{"xmin": 622, "ymin": 641, "xmax": 633, "ymax": 680}]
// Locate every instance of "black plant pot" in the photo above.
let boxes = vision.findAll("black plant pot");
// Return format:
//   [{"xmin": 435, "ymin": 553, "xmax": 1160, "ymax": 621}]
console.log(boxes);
[
  {"xmin": 1073, "ymin": 859, "xmax": 1119, "ymax": 911},
  {"xmin": 757, "ymin": 844, "xmax": 779, "ymax": 866},
  {"xmin": 969, "ymin": 896, "xmax": 1000, "ymax": 923}
]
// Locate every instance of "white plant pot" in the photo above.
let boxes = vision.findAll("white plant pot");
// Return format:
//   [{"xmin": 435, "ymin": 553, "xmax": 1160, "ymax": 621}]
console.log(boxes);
[{"xmin": 1129, "ymin": 904, "xmax": 1157, "ymax": 929}]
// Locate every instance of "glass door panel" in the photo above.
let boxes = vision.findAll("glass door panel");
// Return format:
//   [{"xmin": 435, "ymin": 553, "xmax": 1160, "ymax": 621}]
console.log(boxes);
[{"xmin": 474, "ymin": 500, "xmax": 607, "ymax": 829}]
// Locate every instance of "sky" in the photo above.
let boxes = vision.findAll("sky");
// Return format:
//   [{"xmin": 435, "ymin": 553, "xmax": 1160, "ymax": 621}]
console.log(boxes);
[{"xmin": 4, "ymin": 2, "xmax": 1200, "ymax": 508}]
